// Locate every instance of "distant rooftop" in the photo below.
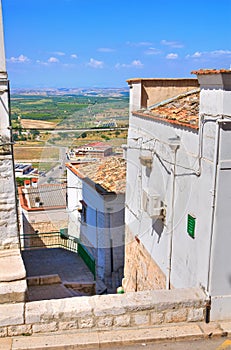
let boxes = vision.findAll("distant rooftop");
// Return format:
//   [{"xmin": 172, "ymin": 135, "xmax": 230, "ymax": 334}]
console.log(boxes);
[
  {"xmin": 76, "ymin": 141, "xmax": 112, "ymax": 151},
  {"xmin": 133, "ymin": 90, "xmax": 200, "ymax": 130},
  {"xmin": 67, "ymin": 156, "xmax": 126, "ymax": 194},
  {"xmin": 191, "ymin": 69, "xmax": 231, "ymax": 75},
  {"xmin": 19, "ymin": 183, "xmax": 66, "ymax": 210}
]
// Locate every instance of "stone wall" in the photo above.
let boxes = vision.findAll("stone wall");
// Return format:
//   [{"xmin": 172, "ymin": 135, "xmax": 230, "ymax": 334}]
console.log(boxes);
[
  {"xmin": 141, "ymin": 78, "xmax": 199, "ymax": 108},
  {"xmin": 22, "ymin": 217, "xmax": 68, "ymax": 235},
  {"xmin": 123, "ymin": 227, "xmax": 166, "ymax": 292},
  {"xmin": 0, "ymin": 287, "xmax": 206, "ymax": 337},
  {"xmin": 126, "ymin": 78, "xmax": 199, "ymax": 110},
  {"xmin": 0, "ymin": 156, "xmax": 19, "ymax": 250}
]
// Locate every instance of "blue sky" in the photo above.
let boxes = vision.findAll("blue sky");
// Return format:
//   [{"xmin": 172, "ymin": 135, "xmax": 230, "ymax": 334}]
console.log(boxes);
[{"xmin": 2, "ymin": 0, "xmax": 231, "ymax": 88}]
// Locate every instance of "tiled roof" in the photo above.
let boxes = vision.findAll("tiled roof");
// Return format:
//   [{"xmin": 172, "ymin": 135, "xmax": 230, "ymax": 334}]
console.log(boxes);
[
  {"xmin": 133, "ymin": 90, "xmax": 199, "ymax": 130},
  {"xmin": 191, "ymin": 69, "xmax": 231, "ymax": 75},
  {"xmin": 78, "ymin": 157, "xmax": 126, "ymax": 193},
  {"xmin": 76, "ymin": 141, "xmax": 112, "ymax": 151},
  {"xmin": 24, "ymin": 184, "xmax": 66, "ymax": 209}
]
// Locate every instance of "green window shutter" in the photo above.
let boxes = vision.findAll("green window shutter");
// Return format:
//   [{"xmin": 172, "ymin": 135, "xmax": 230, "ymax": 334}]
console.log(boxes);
[{"xmin": 187, "ymin": 214, "xmax": 196, "ymax": 239}]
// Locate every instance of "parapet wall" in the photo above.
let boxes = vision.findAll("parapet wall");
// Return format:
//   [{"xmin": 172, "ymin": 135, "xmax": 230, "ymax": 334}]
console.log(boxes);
[{"xmin": 0, "ymin": 287, "xmax": 207, "ymax": 337}]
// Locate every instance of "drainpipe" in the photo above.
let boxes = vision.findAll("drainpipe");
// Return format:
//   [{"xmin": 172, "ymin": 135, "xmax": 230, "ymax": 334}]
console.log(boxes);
[
  {"xmin": 206, "ymin": 118, "xmax": 231, "ymax": 293},
  {"xmin": 204, "ymin": 118, "xmax": 221, "ymax": 322},
  {"xmin": 166, "ymin": 137, "xmax": 180, "ymax": 290}
]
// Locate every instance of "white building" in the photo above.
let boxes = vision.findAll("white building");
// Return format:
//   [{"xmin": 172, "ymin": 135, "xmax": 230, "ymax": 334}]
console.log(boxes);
[
  {"xmin": 124, "ymin": 69, "xmax": 231, "ymax": 321},
  {"xmin": 15, "ymin": 163, "xmax": 37, "ymax": 177},
  {"xmin": 66, "ymin": 157, "xmax": 126, "ymax": 291},
  {"xmin": 18, "ymin": 178, "xmax": 67, "ymax": 243},
  {"xmin": 0, "ymin": 0, "xmax": 27, "ymax": 303}
]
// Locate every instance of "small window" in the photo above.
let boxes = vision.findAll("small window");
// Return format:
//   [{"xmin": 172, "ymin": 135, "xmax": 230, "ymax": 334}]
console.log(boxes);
[{"xmin": 79, "ymin": 200, "xmax": 87, "ymax": 223}]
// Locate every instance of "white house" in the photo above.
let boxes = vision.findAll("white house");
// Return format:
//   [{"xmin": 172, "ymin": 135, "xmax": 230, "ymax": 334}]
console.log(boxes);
[
  {"xmin": 123, "ymin": 69, "xmax": 231, "ymax": 321},
  {"xmin": 66, "ymin": 157, "xmax": 126, "ymax": 291},
  {"xmin": 18, "ymin": 178, "xmax": 67, "ymax": 247}
]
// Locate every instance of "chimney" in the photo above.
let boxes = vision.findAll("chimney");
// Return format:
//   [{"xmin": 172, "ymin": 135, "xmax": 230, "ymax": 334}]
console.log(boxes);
[
  {"xmin": 24, "ymin": 179, "xmax": 30, "ymax": 188},
  {"xmin": 191, "ymin": 69, "xmax": 231, "ymax": 117},
  {"xmin": 31, "ymin": 178, "xmax": 38, "ymax": 188}
]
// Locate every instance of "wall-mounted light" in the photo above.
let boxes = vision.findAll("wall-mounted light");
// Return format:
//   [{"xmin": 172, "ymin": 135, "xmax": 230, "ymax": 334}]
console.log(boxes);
[
  {"xmin": 139, "ymin": 155, "xmax": 153, "ymax": 168},
  {"xmin": 168, "ymin": 136, "xmax": 180, "ymax": 151}
]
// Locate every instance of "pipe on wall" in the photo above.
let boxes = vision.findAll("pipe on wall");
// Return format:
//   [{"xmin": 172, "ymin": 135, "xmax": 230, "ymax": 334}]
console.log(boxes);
[
  {"xmin": 206, "ymin": 117, "xmax": 231, "ymax": 297},
  {"xmin": 166, "ymin": 143, "xmax": 180, "ymax": 290}
]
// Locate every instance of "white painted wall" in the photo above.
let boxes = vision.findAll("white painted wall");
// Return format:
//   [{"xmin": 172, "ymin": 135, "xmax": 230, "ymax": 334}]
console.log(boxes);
[
  {"xmin": 128, "ymin": 82, "xmax": 142, "ymax": 112},
  {"xmin": 80, "ymin": 180, "xmax": 125, "ymax": 280},
  {"xmin": 126, "ymin": 114, "xmax": 215, "ymax": 290},
  {"xmin": 126, "ymin": 72, "xmax": 231, "ymax": 320},
  {"xmin": 66, "ymin": 166, "xmax": 125, "ymax": 281},
  {"xmin": 66, "ymin": 167, "xmax": 82, "ymax": 238}
]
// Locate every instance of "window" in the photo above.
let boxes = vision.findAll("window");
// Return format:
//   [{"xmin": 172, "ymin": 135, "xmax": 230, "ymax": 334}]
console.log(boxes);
[{"xmin": 79, "ymin": 200, "xmax": 87, "ymax": 223}]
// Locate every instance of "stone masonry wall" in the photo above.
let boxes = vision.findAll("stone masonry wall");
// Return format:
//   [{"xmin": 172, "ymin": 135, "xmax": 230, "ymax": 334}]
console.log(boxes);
[
  {"xmin": 123, "ymin": 226, "xmax": 166, "ymax": 292},
  {"xmin": 0, "ymin": 287, "xmax": 206, "ymax": 337},
  {"xmin": 23, "ymin": 218, "xmax": 68, "ymax": 235},
  {"xmin": 0, "ymin": 156, "xmax": 19, "ymax": 249},
  {"xmin": 141, "ymin": 79, "xmax": 199, "ymax": 109}
]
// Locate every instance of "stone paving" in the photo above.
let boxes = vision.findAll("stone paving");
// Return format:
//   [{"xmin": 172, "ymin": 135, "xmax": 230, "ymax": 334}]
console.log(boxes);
[
  {"xmin": 22, "ymin": 248, "xmax": 95, "ymax": 301},
  {"xmin": 22, "ymin": 248, "xmax": 94, "ymax": 283},
  {"xmin": 1, "ymin": 321, "xmax": 231, "ymax": 350}
]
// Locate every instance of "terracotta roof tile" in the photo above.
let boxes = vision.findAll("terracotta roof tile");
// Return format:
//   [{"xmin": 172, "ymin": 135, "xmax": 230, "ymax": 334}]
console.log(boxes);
[
  {"xmin": 191, "ymin": 69, "xmax": 231, "ymax": 75},
  {"xmin": 133, "ymin": 90, "xmax": 199, "ymax": 130},
  {"xmin": 78, "ymin": 157, "xmax": 126, "ymax": 193}
]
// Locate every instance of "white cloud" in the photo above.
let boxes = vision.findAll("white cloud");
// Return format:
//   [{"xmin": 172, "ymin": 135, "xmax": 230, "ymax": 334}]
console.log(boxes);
[
  {"xmin": 166, "ymin": 53, "xmax": 178, "ymax": 60},
  {"xmin": 131, "ymin": 60, "xmax": 143, "ymax": 67},
  {"xmin": 48, "ymin": 57, "xmax": 59, "ymax": 63},
  {"xmin": 126, "ymin": 41, "xmax": 153, "ymax": 47},
  {"xmin": 192, "ymin": 51, "xmax": 202, "ymax": 58},
  {"xmin": 36, "ymin": 60, "xmax": 48, "ymax": 66},
  {"xmin": 144, "ymin": 47, "xmax": 162, "ymax": 55},
  {"xmin": 210, "ymin": 50, "xmax": 231, "ymax": 56},
  {"xmin": 186, "ymin": 49, "xmax": 231, "ymax": 59},
  {"xmin": 70, "ymin": 54, "xmax": 78, "ymax": 59},
  {"xmin": 52, "ymin": 51, "xmax": 65, "ymax": 56},
  {"xmin": 161, "ymin": 40, "xmax": 183, "ymax": 48},
  {"xmin": 8, "ymin": 54, "xmax": 30, "ymax": 63},
  {"xmin": 97, "ymin": 48, "xmax": 115, "ymax": 53},
  {"xmin": 87, "ymin": 58, "xmax": 104, "ymax": 68},
  {"xmin": 115, "ymin": 60, "xmax": 144, "ymax": 69}
]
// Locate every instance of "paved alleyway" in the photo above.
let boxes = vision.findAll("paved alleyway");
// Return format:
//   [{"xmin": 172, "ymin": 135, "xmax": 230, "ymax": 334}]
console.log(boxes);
[{"xmin": 22, "ymin": 248, "xmax": 95, "ymax": 301}]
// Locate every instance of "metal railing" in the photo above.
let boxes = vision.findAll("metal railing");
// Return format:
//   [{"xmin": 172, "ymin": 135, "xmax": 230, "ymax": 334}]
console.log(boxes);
[{"xmin": 20, "ymin": 231, "xmax": 96, "ymax": 279}]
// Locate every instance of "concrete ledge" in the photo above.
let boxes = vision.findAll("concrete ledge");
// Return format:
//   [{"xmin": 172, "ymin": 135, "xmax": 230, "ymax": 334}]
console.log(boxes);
[
  {"xmin": 0, "ymin": 250, "xmax": 26, "ymax": 282},
  {"xmin": 0, "ymin": 280, "xmax": 27, "ymax": 304},
  {"xmin": 63, "ymin": 281, "xmax": 96, "ymax": 296},
  {"xmin": 27, "ymin": 275, "xmax": 61, "ymax": 286},
  {"xmin": 3, "ymin": 321, "xmax": 231, "ymax": 350},
  {"xmin": 0, "ymin": 287, "xmax": 207, "ymax": 338},
  {"xmin": 0, "ymin": 304, "xmax": 24, "ymax": 327},
  {"xmin": 24, "ymin": 287, "xmax": 206, "ymax": 331}
]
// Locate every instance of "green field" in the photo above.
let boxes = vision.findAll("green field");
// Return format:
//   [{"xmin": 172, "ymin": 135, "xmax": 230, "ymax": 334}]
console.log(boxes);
[
  {"xmin": 11, "ymin": 93, "xmax": 129, "ymax": 168},
  {"xmin": 11, "ymin": 94, "xmax": 129, "ymax": 128}
]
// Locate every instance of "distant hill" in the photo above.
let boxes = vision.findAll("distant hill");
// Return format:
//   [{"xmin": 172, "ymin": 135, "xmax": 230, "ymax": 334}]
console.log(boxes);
[{"xmin": 11, "ymin": 87, "xmax": 129, "ymax": 97}]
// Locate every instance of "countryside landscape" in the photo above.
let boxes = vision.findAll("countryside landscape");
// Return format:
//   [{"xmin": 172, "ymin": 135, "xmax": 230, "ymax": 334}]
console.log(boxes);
[{"xmin": 11, "ymin": 88, "xmax": 129, "ymax": 175}]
